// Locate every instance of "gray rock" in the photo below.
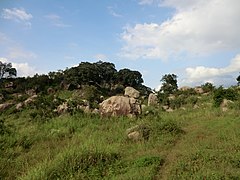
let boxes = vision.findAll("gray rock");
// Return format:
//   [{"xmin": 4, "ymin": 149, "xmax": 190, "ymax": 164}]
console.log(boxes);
[
  {"xmin": 25, "ymin": 89, "xmax": 36, "ymax": 96},
  {"xmin": 56, "ymin": 102, "xmax": 68, "ymax": 114},
  {"xmin": 179, "ymin": 86, "xmax": 191, "ymax": 91},
  {"xmin": 99, "ymin": 96, "xmax": 141, "ymax": 117},
  {"xmin": 126, "ymin": 125, "xmax": 150, "ymax": 141},
  {"xmin": 0, "ymin": 102, "xmax": 13, "ymax": 112},
  {"xmin": 124, "ymin": 87, "xmax": 140, "ymax": 99},
  {"xmin": 16, "ymin": 102, "xmax": 24, "ymax": 110},
  {"xmin": 194, "ymin": 87, "xmax": 204, "ymax": 94},
  {"xmin": 24, "ymin": 95, "xmax": 38, "ymax": 106},
  {"xmin": 148, "ymin": 93, "xmax": 158, "ymax": 106}
]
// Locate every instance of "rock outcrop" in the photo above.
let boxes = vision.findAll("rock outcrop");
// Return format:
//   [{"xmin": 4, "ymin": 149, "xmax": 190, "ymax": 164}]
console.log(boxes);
[
  {"xmin": 148, "ymin": 93, "xmax": 158, "ymax": 106},
  {"xmin": 99, "ymin": 96, "xmax": 141, "ymax": 117},
  {"xmin": 124, "ymin": 87, "xmax": 140, "ymax": 99}
]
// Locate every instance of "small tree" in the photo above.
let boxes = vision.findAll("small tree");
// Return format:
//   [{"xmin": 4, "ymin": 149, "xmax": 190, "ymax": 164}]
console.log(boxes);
[
  {"xmin": 0, "ymin": 61, "xmax": 17, "ymax": 80},
  {"xmin": 201, "ymin": 82, "xmax": 215, "ymax": 93},
  {"xmin": 160, "ymin": 74, "xmax": 178, "ymax": 95},
  {"xmin": 237, "ymin": 74, "xmax": 240, "ymax": 86}
]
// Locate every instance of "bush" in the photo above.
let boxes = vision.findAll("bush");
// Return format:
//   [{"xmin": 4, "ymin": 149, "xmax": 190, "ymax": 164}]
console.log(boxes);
[{"xmin": 213, "ymin": 87, "xmax": 238, "ymax": 107}]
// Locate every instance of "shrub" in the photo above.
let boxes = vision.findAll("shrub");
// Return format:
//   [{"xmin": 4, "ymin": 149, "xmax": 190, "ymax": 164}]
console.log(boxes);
[{"xmin": 213, "ymin": 86, "xmax": 238, "ymax": 107}]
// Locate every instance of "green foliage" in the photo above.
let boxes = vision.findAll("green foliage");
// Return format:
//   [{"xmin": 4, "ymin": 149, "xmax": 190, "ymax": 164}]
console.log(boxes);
[
  {"xmin": 213, "ymin": 86, "xmax": 238, "ymax": 107},
  {"xmin": 134, "ymin": 156, "xmax": 164, "ymax": 168},
  {"xmin": 29, "ymin": 95, "xmax": 63, "ymax": 121},
  {"xmin": 116, "ymin": 68, "xmax": 143, "ymax": 88},
  {"xmin": 0, "ymin": 119, "xmax": 10, "ymax": 135},
  {"xmin": 237, "ymin": 73, "xmax": 240, "ymax": 86},
  {"xmin": 160, "ymin": 74, "xmax": 178, "ymax": 95},
  {"xmin": 201, "ymin": 82, "xmax": 215, "ymax": 93},
  {"xmin": 0, "ymin": 61, "xmax": 17, "ymax": 79},
  {"xmin": 154, "ymin": 119, "xmax": 184, "ymax": 135}
]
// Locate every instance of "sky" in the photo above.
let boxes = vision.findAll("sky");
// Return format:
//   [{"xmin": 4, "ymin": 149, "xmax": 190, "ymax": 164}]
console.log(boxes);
[{"xmin": 1, "ymin": 0, "xmax": 240, "ymax": 89}]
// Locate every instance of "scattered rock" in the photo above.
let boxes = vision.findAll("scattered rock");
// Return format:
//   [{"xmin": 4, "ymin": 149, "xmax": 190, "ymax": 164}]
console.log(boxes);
[
  {"xmin": 168, "ymin": 94, "xmax": 176, "ymax": 100},
  {"xmin": 194, "ymin": 87, "xmax": 204, "ymax": 94},
  {"xmin": 56, "ymin": 102, "xmax": 68, "ymax": 114},
  {"xmin": 180, "ymin": 107, "xmax": 186, "ymax": 111},
  {"xmin": 166, "ymin": 108, "xmax": 174, "ymax": 112},
  {"xmin": 193, "ymin": 104, "xmax": 199, "ymax": 109},
  {"xmin": 221, "ymin": 99, "xmax": 234, "ymax": 108},
  {"xmin": 5, "ymin": 82, "xmax": 14, "ymax": 89},
  {"xmin": 24, "ymin": 95, "xmax": 38, "ymax": 106},
  {"xmin": 47, "ymin": 87, "xmax": 55, "ymax": 94},
  {"xmin": 126, "ymin": 125, "xmax": 150, "ymax": 141},
  {"xmin": 26, "ymin": 89, "xmax": 36, "ymax": 96},
  {"xmin": 16, "ymin": 102, "xmax": 24, "ymax": 110},
  {"xmin": 222, "ymin": 107, "xmax": 228, "ymax": 112},
  {"xmin": 124, "ymin": 87, "xmax": 140, "ymax": 99},
  {"xmin": 128, "ymin": 131, "xmax": 141, "ymax": 141},
  {"xmin": 99, "ymin": 96, "xmax": 141, "ymax": 117},
  {"xmin": 0, "ymin": 102, "xmax": 13, "ymax": 112},
  {"xmin": 179, "ymin": 86, "xmax": 191, "ymax": 91},
  {"xmin": 148, "ymin": 93, "xmax": 158, "ymax": 106},
  {"xmin": 162, "ymin": 105, "xmax": 169, "ymax": 111},
  {"xmin": 221, "ymin": 99, "xmax": 234, "ymax": 112},
  {"xmin": 92, "ymin": 108, "xmax": 99, "ymax": 114}
]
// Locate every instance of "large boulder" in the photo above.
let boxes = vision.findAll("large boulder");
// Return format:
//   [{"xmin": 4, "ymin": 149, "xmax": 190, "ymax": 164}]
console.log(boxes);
[
  {"xmin": 124, "ymin": 87, "xmax": 140, "ymax": 99},
  {"xmin": 99, "ymin": 96, "xmax": 141, "ymax": 117},
  {"xmin": 148, "ymin": 93, "xmax": 158, "ymax": 106}
]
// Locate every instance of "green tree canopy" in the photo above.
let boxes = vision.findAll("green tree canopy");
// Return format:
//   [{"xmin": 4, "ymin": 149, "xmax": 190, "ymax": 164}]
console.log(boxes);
[
  {"xmin": 116, "ymin": 68, "xmax": 143, "ymax": 88},
  {"xmin": 237, "ymin": 74, "xmax": 240, "ymax": 85},
  {"xmin": 160, "ymin": 74, "xmax": 178, "ymax": 95},
  {"xmin": 0, "ymin": 61, "xmax": 17, "ymax": 80}
]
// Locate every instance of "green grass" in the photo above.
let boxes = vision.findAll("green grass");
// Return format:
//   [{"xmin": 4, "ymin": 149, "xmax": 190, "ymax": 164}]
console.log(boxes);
[{"xmin": 1, "ymin": 104, "xmax": 240, "ymax": 179}]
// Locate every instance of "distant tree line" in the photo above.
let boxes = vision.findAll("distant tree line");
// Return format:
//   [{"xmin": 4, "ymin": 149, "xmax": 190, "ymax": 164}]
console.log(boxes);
[{"xmin": 0, "ymin": 60, "xmax": 151, "ymax": 96}]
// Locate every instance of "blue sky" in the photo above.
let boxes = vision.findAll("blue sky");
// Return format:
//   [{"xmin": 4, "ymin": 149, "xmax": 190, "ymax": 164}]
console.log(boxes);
[{"xmin": 1, "ymin": 0, "xmax": 240, "ymax": 89}]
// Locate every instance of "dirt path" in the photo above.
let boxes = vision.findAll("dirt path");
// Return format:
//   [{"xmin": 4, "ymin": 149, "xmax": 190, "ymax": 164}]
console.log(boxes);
[{"xmin": 155, "ymin": 125, "xmax": 198, "ymax": 180}]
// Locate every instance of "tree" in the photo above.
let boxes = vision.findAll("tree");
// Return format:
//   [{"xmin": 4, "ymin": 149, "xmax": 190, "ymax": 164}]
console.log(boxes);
[
  {"xmin": 237, "ymin": 74, "xmax": 240, "ymax": 85},
  {"xmin": 0, "ymin": 61, "xmax": 17, "ymax": 79},
  {"xmin": 160, "ymin": 74, "xmax": 178, "ymax": 95},
  {"xmin": 116, "ymin": 68, "xmax": 143, "ymax": 88},
  {"xmin": 201, "ymin": 82, "xmax": 215, "ymax": 93}
]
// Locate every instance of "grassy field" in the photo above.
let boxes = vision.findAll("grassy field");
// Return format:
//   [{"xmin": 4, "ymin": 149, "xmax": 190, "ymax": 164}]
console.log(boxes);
[{"xmin": 1, "ymin": 102, "xmax": 240, "ymax": 179}]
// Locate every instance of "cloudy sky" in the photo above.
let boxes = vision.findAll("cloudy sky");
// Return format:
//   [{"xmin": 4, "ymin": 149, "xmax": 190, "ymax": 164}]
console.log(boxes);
[{"xmin": 1, "ymin": 0, "xmax": 240, "ymax": 89}]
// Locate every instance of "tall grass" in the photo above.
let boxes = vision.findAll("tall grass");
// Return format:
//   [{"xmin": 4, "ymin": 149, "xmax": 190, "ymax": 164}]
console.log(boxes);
[{"xmin": 1, "ymin": 104, "xmax": 240, "ymax": 179}]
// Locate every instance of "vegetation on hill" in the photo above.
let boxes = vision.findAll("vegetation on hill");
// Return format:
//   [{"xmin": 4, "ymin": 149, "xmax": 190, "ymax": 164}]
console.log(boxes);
[{"xmin": 0, "ymin": 60, "xmax": 240, "ymax": 179}]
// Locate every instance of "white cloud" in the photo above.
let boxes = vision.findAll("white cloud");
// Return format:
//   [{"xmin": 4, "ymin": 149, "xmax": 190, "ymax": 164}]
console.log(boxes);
[
  {"xmin": 2, "ymin": 8, "xmax": 32, "ymax": 27},
  {"xmin": 0, "ymin": 57, "xmax": 37, "ymax": 77},
  {"xmin": 45, "ymin": 14, "xmax": 71, "ymax": 28},
  {"xmin": 122, "ymin": 0, "xmax": 240, "ymax": 60},
  {"xmin": 181, "ymin": 54, "xmax": 240, "ymax": 86}
]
